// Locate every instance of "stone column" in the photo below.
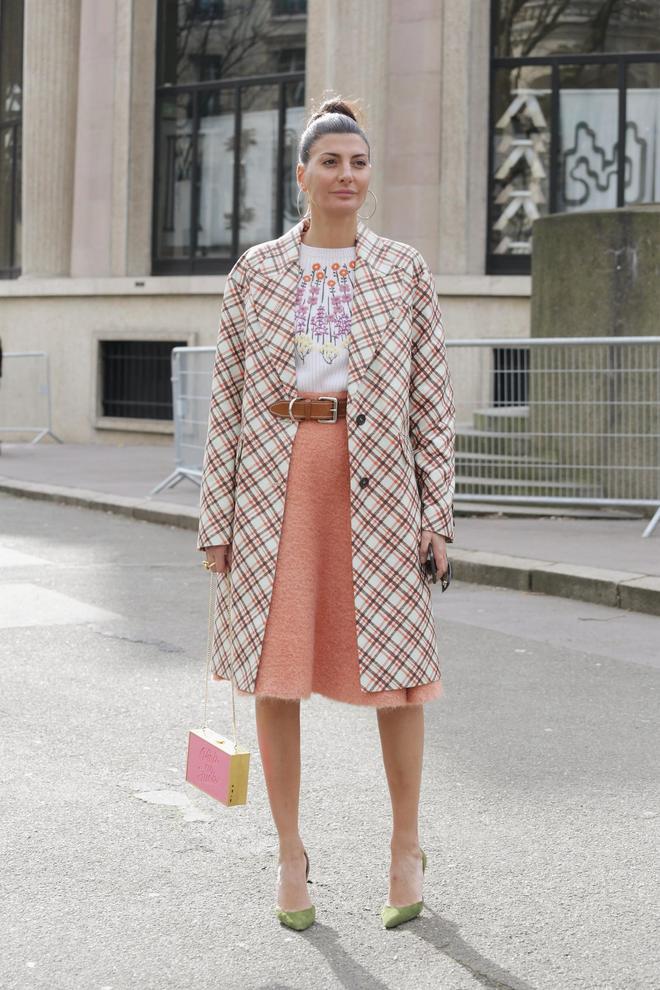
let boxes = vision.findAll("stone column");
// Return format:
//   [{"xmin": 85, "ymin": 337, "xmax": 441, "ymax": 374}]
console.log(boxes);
[
  {"xmin": 70, "ymin": 0, "xmax": 116, "ymax": 276},
  {"xmin": 383, "ymin": 0, "xmax": 443, "ymax": 265},
  {"xmin": 308, "ymin": 0, "xmax": 490, "ymax": 275},
  {"xmin": 306, "ymin": 0, "xmax": 389, "ymax": 236},
  {"xmin": 436, "ymin": 0, "xmax": 490, "ymax": 276},
  {"xmin": 70, "ymin": 0, "xmax": 157, "ymax": 277},
  {"xmin": 114, "ymin": 0, "xmax": 158, "ymax": 276},
  {"xmin": 21, "ymin": 0, "xmax": 81, "ymax": 277}
]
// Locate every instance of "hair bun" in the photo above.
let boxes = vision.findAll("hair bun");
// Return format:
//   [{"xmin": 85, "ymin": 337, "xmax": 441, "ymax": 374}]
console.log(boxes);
[{"xmin": 308, "ymin": 97, "xmax": 361, "ymax": 126}]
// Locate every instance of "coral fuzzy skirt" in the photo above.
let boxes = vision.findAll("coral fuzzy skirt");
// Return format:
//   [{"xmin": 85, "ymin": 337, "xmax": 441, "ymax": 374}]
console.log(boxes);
[{"xmin": 234, "ymin": 388, "xmax": 443, "ymax": 709}]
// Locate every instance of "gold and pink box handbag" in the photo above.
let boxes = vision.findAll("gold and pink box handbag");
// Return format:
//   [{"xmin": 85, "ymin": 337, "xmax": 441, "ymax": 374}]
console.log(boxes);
[{"xmin": 186, "ymin": 568, "xmax": 250, "ymax": 807}]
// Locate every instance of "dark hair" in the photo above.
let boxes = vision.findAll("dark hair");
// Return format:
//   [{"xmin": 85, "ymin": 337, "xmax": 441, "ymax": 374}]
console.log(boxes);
[{"xmin": 297, "ymin": 96, "xmax": 371, "ymax": 166}]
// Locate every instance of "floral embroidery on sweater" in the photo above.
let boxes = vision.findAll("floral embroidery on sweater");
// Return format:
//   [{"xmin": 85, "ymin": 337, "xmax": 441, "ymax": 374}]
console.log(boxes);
[{"xmin": 294, "ymin": 255, "xmax": 356, "ymax": 366}]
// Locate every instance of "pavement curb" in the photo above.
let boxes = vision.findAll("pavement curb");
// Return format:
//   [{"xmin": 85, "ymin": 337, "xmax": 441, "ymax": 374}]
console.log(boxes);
[
  {"xmin": 450, "ymin": 549, "xmax": 660, "ymax": 618},
  {"xmin": 0, "ymin": 478, "xmax": 198, "ymax": 530},
  {"xmin": 2, "ymin": 477, "xmax": 659, "ymax": 618}
]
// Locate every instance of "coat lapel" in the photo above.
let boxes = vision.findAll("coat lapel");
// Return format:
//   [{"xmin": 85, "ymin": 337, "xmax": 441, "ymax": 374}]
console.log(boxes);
[{"xmin": 248, "ymin": 216, "xmax": 405, "ymax": 402}]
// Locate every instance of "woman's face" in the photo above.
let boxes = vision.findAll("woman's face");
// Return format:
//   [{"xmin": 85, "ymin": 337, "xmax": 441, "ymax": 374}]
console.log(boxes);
[{"xmin": 297, "ymin": 132, "xmax": 371, "ymax": 220}]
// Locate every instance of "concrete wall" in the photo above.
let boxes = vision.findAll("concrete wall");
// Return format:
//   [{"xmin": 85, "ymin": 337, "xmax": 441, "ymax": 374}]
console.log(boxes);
[
  {"xmin": 0, "ymin": 281, "xmax": 217, "ymax": 443},
  {"xmin": 0, "ymin": 274, "xmax": 530, "ymax": 444},
  {"xmin": 532, "ymin": 206, "xmax": 660, "ymax": 340},
  {"xmin": 529, "ymin": 208, "xmax": 660, "ymax": 501}
]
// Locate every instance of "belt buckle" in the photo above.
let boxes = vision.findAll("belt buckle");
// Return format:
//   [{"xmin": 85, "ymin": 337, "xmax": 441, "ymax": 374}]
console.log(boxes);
[{"xmin": 318, "ymin": 396, "xmax": 338, "ymax": 423}]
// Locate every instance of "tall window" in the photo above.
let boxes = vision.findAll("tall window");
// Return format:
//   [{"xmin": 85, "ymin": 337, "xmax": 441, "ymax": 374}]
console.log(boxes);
[
  {"xmin": 0, "ymin": 0, "xmax": 23, "ymax": 279},
  {"xmin": 488, "ymin": 1, "xmax": 660, "ymax": 274},
  {"xmin": 153, "ymin": 0, "xmax": 307, "ymax": 275}
]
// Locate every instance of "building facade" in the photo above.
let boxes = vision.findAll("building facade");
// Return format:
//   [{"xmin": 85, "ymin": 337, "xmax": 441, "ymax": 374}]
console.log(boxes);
[{"xmin": 1, "ymin": 0, "xmax": 659, "ymax": 442}]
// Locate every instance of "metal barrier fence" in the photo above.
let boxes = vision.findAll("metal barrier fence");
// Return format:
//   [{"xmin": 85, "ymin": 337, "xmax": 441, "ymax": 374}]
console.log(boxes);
[
  {"xmin": 151, "ymin": 346, "xmax": 214, "ymax": 495},
  {"xmin": 447, "ymin": 336, "xmax": 660, "ymax": 537},
  {"xmin": 156, "ymin": 338, "xmax": 660, "ymax": 537},
  {"xmin": 0, "ymin": 351, "xmax": 61, "ymax": 444}
]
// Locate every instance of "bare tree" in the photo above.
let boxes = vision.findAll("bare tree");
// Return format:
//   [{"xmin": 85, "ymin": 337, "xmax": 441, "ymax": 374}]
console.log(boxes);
[
  {"xmin": 497, "ymin": 0, "xmax": 655, "ymax": 60},
  {"xmin": 497, "ymin": 0, "xmax": 572, "ymax": 57},
  {"xmin": 173, "ymin": 1, "xmax": 279, "ymax": 84}
]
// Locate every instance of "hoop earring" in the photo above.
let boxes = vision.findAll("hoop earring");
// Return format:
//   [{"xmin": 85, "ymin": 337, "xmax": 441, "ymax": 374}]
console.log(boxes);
[
  {"xmin": 357, "ymin": 188, "xmax": 378, "ymax": 220},
  {"xmin": 296, "ymin": 187, "xmax": 311, "ymax": 220}
]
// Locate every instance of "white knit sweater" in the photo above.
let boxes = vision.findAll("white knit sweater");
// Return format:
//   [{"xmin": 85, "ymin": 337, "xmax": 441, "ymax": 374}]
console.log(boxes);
[{"xmin": 294, "ymin": 241, "xmax": 356, "ymax": 392}]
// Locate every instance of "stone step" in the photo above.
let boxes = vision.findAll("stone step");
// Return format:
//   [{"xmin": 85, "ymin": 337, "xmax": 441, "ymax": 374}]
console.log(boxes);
[
  {"xmin": 472, "ymin": 405, "xmax": 530, "ymax": 433},
  {"xmin": 456, "ymin": 451, "xmax": 594, "ymax": 482},
  {"xmin": 457, "ymin": 428, "xmax": 535, "ymax": 458},
  {"xmin": 456, "ymin": 476, "xmax": 604, "ymax": 498}
]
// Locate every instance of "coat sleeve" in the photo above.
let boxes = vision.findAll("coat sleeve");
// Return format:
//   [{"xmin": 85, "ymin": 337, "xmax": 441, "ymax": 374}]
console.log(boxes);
[
  {"xmin": 197, "ymin": 263, "xmax": 247, "ymax": 551},
  {"xmin": 409, "ymin": 253, "xmax": 456, "ymax": 543}
]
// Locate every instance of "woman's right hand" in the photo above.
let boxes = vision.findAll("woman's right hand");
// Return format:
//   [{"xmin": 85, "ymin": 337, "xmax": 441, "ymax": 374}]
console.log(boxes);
[{"xmin": 202, "ymin": 544, "xmax": 232, "ymax": 574}]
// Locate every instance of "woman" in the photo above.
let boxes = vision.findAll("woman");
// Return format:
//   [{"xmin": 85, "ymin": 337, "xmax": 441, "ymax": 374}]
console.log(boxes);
[{"xmin": 198, "ymin": 96, "xmax": 455, "ymax": 932}]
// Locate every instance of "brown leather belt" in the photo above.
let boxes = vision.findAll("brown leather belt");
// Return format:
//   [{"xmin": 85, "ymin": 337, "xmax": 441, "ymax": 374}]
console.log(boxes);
[{"xmin": 268, "ymin": 396, "xmax": 347, "ymax": 423}]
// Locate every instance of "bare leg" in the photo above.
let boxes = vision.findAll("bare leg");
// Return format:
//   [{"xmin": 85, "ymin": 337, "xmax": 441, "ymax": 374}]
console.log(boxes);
[
  {"xmin": 255, "ymin": 696, "xmax": 312, "ymax": 911},
  {"xmin": 376, "ymin": 703, "xmax": 425, "ymax": 906}
]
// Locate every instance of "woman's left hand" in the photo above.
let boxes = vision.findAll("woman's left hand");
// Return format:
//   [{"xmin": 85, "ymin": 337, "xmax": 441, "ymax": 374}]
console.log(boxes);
[{"xmin": 419, "ymin": 530, "xmax": 448, "ymax": 576}]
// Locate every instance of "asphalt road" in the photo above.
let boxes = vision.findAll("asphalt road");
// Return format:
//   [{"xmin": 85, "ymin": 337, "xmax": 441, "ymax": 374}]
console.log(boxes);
[{"xmin": 1, "ymin": 493, "xmax": 658, "ymax": 990}]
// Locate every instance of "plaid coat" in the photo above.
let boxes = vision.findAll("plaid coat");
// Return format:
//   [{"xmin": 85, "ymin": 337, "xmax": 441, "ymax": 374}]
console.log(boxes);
[{"xmin": 197, "ymin": 216, "xmax": 455, "ymax": 694}]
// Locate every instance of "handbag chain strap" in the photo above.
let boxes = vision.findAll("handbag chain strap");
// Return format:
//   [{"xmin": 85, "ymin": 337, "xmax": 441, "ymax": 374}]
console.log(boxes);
[{"xmin": 202, "ymin": 568, "xmax": 239, "ymax": 749}]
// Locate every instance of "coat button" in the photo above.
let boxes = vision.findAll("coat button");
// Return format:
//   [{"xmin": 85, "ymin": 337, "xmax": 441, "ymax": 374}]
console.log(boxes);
[
  {"xmin": 359, "ymin": 476, "xmax": 370, "ymax": 488},
  {"xmin": 356, "ymin": 413, "xmax": 366, "ymax": 425}
]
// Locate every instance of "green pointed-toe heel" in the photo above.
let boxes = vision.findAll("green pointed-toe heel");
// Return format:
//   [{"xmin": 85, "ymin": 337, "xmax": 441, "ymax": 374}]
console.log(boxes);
[
  {"xmin": 381, "ymin": 847, "xmax": 427, "ymax": 930},
  {"xmin": 275, "ymin": 849, "xmax": 316, "ymax": 931}
]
